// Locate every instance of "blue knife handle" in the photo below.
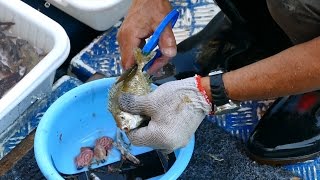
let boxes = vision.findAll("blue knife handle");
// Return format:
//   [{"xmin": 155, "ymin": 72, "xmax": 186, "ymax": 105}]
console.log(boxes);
[
  {"xmin": 142, "ymin": 49, "xmax": 162, "ymax": 72},
  {"xmin": 141, "ymin": 9, "xmax": 179, "ymax": 72}
]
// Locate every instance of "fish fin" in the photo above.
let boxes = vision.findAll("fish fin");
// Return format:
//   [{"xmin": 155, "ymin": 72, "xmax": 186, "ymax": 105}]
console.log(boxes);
[
  {"xmin": 116, "ymin": 64, "xmax": 138, "ymax": 84},
  {"xmin": 134, "ymin": 48, "xmax": 157, "ymax": 65}
]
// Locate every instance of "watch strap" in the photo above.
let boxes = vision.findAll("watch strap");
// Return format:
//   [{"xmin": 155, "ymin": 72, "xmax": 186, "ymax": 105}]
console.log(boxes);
[{"xmin": 209, "ymin": 72, "xmax": 229, "ymax": 106}]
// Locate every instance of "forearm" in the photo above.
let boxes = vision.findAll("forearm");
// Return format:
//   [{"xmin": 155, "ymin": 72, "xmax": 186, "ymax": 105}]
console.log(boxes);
[{"xmin": 201, "ymin": 36, "xmax": 320, "ymax": 102}]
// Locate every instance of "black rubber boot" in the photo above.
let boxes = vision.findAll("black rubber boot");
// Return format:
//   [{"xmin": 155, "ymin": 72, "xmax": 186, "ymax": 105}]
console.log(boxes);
[{"xmin": 246, "ymin": 91, "xmax": 320, "ymax": 165}]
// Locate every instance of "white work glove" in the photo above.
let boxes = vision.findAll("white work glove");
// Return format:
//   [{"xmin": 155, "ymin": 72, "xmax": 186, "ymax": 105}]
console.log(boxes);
[{"xmin": 119, "ymin": 76, "xmax": 212, "ymax": 153}]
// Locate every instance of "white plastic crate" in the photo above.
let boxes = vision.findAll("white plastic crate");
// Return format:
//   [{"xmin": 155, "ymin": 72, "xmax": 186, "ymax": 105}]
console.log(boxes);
[
  {"xmin": 46, "ymin": 0, "xmax": 132, "ymax": 31},
  {"xmin": 0, "ymin": 0, "xmax": 70, "ymax": 135}
]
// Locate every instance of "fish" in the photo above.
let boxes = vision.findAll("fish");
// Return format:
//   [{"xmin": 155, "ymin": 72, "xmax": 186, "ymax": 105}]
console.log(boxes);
[
  {"xmin": 0, "ymin": 31, "xmax": 21, "ymax": 73},
  {"xmin": 0, "ymin": 72, "xmax": 21, "ymax": 97},
  {"xmin": 16, "ymin": 39, "xmax": 42, "ymax": 73},
  {"xmin": 0, "ymin": 21, "xmax": 45, "ymax": 99},
  {"xmin": 0, "ymin": 26, "xmax": 24, "ymax": 98},
  {"xmin": 108, "ymin": 48, "xmax": 156, "ymax": 131},
  {"xmin": 95, "ymin": 136, "xmax": 113, "ymax": 150}
]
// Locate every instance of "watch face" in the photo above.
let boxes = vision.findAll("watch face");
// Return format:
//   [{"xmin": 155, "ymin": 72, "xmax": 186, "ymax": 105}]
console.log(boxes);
[
  {"xmin": 208, "ymin": 69, "xmax": 224, "ymax": 76},
  {"xmin": 214, "ymin": 101, "xmax": 241, "ymax": 115}
]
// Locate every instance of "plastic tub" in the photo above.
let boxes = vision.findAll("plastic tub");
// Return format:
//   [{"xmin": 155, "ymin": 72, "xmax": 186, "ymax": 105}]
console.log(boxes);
[
  {"xmin": 0, "ymin": 0, "xmax": 70, "ymax": 135},
  {"xmin": 34, "ymin": 77, "xmax": 194, "ymax": 180},
  {"xmin": 46, "ymin": 0, "xmax": 132, "ymax": 31}
]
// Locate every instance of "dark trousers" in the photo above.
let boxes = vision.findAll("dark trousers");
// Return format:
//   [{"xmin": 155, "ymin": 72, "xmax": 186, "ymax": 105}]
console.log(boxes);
[
  {"xmin": 205, "ymin": 0, "xmax": 320, "ymax": 70},
  {"xmin": 267, "ymin": 0, "xmax": 320, "ymax": 45}
]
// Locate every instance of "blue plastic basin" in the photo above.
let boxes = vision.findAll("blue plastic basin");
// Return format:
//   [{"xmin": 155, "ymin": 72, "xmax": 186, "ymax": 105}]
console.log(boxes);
[{"xmin": 34, "ymin": 77, "xmax": 194, "ymax": 180}]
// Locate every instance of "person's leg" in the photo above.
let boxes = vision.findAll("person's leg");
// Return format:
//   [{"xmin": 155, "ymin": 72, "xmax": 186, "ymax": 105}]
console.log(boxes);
[
  {"xmin": 267, "ymin": 0, "xmax": 320, "ymax": 45},
  {"xmin": 246, "ymin": 0, "xmax": 320, "ymax": 166}
]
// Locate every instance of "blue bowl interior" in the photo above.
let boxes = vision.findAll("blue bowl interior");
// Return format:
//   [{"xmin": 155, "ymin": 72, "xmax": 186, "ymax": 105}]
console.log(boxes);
[{"xmin": 34, "ymin": 77, "xmax": 194, "ymax": 179}]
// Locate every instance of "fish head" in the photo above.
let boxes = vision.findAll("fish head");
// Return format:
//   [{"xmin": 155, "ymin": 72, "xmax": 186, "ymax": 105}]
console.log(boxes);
[
  {"xmin": 16, "ymin": 39, "xmax": 28, "ymax": 48},
  {"xmin": 116, "ymin": 111, "xmax": 134, "ymax": 132},
  {"xmin": 117, "ymin": 111, "xmax": 150, "ymax": 132}
]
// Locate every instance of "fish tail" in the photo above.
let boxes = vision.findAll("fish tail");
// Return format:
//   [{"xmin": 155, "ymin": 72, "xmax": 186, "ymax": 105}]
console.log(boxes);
[{"xmin": 133, "ymin": 48, "xmax": 156, "ymax": 66}]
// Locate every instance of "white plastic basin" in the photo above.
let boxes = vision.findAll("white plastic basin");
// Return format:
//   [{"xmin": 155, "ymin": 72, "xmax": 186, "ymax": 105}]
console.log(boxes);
[
  {"xmin": 0, "ymin": 0, "xmax": 70, "ymax": 135},
  {"xmin": 46, "ymin": 0, "xmax": 132, "ymax": 31}
]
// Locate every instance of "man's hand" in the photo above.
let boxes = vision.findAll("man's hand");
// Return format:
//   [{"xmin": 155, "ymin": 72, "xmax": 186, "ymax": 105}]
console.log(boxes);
[
  {"xmin": 118, "ymin": 77, "xmax": 211, "ymax": 153},
  {"xmin": 117, "ymin": 0, "xmax": 177, "ymax": 75}
]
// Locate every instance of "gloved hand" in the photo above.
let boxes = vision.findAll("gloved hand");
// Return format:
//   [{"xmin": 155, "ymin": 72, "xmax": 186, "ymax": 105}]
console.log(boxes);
[
  {"xmin": 119, "ymin": 76, "xmax": 212, "ymax": 153},
  {"xmin": 117, "ymin": 0, "xmax": 176, "ymax": 75}
]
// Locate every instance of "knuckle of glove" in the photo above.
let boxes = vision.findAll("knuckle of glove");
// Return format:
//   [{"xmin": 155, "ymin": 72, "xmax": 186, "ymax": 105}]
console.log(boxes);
[
  {"xmin": 160, "ymin": 131, "xmax": 185, "ymax": 150},
  {"xmin": 126, "ymin": 131, "xmax": 145, "ymax": 146}
]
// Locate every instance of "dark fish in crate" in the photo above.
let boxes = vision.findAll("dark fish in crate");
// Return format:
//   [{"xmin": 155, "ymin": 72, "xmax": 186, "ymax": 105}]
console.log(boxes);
[
  {"xmin": 16, "ymin": 39, "xmax": 43, "ymax": 73},
  {"xmin": 0, "ymin": 72, "xmax": 21, "ymax": 97}
]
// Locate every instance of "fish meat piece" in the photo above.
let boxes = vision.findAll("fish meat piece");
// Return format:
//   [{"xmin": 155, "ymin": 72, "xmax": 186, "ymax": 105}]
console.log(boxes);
[
  {"xmin": 108, "ymin": 48, "xmax": 156, "ymax": 131},
  {"xmin": 75, "ymin": 147, "xmax": 94, "ymax": 169},
  {"xmin": 93, "ymin": 144, "xmax": 107, "ymax": 163},
  {"xmin": 95, "ymin": 136, "xmax": 113, "ymax": 151},
  {"xmin": 94, "ymin": 136, "xmax": 113, "ymax": 163}
]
